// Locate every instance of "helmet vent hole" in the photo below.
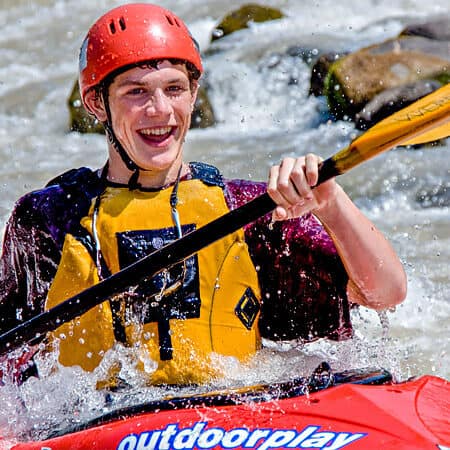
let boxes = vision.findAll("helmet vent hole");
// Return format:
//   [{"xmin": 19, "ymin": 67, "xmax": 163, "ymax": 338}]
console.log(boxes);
[
  {"xmin": 108, "ymin": 18, "xmax": 126, "ymax": 35},
  {"xmin": 109, "ymin": 20, "xmax": 116, "ymax": 34},
  {"xmin": 165, "ymin": 15, "xmax": 181, "ymax": 27}
]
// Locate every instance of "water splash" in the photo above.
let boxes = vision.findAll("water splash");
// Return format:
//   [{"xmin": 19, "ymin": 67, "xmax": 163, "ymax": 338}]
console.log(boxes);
[{"xmin": 0, "ymin": 306, "xmax": 407, "ymax": 442}]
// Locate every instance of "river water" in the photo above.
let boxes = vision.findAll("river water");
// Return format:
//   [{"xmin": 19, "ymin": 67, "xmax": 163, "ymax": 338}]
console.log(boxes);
[{"xmin": 0, "ymin": 0, "xmax": 449, "ymax": 444}]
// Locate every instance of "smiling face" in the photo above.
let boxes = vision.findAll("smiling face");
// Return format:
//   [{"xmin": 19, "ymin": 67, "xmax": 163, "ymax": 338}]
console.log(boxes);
[{"xmin": 85, "ymin": 61, "xmax": 198, "ymax": 187}]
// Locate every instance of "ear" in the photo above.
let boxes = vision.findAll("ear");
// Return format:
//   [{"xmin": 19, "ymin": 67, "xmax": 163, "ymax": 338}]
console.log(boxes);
[{"xmin": 83, "ymin": 89, "xmax": 108, "ymax": 122}]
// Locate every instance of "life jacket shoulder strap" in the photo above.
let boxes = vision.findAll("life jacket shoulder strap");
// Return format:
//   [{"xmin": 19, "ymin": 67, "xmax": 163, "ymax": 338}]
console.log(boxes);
[
  {"xmin": 189, "ymin": 162, "xmax": 225, "ymax": 188},
  {"xmin": 46, "ymin": 164, "xmax": 223, "ymax": 190},
  {"xmin": 45, "ymin": 166, "xmax": 100, "ymax": 189}
]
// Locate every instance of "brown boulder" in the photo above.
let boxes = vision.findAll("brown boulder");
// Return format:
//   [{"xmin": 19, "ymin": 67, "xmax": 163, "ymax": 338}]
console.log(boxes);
[
  {"xmin": 310, "ymin": 52, "xmax": 347, "ymax": 97},
  {"xmin": 354, "ymin": 79, "xmax": 441, "ymax": 130},
  {"xmin": 191, "ymin": 85, "xmax": 216, "ymax": 128},
  {"xmin": 211, "ymin": 3, "xmax": 284, "ymax": 40},
  {"xmin": 67, "ymin": 80, "xmax": 104, "ymax": 134},
  {"xmin": 325, "ymin": 36, "xmax": 449, "ymax": 119}
]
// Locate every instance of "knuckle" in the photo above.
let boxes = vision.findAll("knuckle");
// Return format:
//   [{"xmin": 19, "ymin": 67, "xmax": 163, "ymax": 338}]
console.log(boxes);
[{"xmin": 277, "ymin": 179, "xmax": 290, "ymax": 191}]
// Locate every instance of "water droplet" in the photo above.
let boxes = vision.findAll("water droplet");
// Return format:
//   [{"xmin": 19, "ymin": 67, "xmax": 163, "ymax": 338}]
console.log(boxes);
[{"xmin": 212, "ymin": 28, "xmax": 224, "ymax": 38}]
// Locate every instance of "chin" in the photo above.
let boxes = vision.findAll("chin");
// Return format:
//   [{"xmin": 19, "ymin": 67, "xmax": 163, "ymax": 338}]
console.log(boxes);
[{"xmin": 140, "ymin": 157, "xmax": 178, "ymax": 173}]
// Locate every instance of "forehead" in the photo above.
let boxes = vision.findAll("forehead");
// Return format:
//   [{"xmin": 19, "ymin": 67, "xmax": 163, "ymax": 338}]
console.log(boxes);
[{"xmin": 112, "ymin": 61, "xmax": 190, "ymax": 87}]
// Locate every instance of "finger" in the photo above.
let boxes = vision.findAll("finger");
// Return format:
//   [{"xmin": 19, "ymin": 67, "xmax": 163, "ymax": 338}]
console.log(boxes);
[
  {"xmin": 267, "ymin": 165, "xmax": 290, "ymax": 208},
  {"xmin": 271, "ymin": 205, "xmax": 288, "ymax": 222},
  {"xmin": 287, "ymin": 158, "xmax": 313, "ymax": 200},
  {"xmin": 268, "ymin": 163, "xmax": 302, "ymax": 221},
  {"xmin": 304, "ymin": 153, "xmax": 321, "ymax": 188},
  {"xmin": 272, "ymin": 202, "xmax": 309, "ymax": 222},
  {"xmin": 277, "ymin": 158, "xmax": 307, "ymax": 205}
]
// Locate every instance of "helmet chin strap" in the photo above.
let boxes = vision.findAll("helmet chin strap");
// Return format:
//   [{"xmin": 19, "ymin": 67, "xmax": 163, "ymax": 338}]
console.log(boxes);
[{"xmin": 101, "ymin": 84, "xmax": 143, "ymax": 190}]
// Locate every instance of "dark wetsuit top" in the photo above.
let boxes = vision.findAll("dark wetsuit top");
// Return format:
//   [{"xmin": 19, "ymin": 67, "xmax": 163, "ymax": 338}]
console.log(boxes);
[{"xmin": 0, "ymin": 162, "xmax": 352, "ymax": 343}]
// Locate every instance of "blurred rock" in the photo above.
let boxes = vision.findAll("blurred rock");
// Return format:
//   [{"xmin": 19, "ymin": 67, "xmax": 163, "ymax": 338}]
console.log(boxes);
[
  {"xmin": 191, "ymin": 85, "xmax": 216, "ymax": 128},
  {"xmin": 310, "ymin": 18, "xmax": 450, "ymax": 123},
  {"xmin": 68, "ymin": 79, "xmax": 104, "ymax": 134},
  {"xmin": 309, "ymin": 52, "xmax": 347, "ymax": 97},
  {"xmin": 324, "ymin": 36, "xmax": 449, "ymax": 119},
  {"xmin": 400, "ymin": 18, "xmax": 450, "ymax": 41},
  {"xmin": 355, "ymin": 79, "xmax": 441, "ymax": 130},
  {"xmin": 211, "ymin": 3, "xmax": 284, "ymax": 41}
]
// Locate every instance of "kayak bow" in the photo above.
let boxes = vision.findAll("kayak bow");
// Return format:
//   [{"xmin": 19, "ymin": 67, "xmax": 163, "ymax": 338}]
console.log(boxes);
[{"xmin": 2, "ymin": 365, "xmax": 449, "ymax": 450}]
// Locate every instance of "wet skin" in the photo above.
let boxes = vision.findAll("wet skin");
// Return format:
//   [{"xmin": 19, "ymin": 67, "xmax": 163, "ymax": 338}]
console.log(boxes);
[{"xmin": 85, "ymin": 61, "xmax": 198, "ymax": 188}]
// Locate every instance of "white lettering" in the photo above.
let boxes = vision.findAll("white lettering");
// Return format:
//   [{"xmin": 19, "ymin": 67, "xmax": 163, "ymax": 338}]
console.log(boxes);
[
  {"xmin": 197, "ymin": 428, "xmax": 224, "ymax": 448},
  {"xmin": 137, "ymin": 431, "xmax": 162, "ymax": 450},
  {"xmin": 287, "ymin": 426, "xmax": 319, "ymax": 447},
  {"xmin": 300, "ymin": 432, "xmax": 335, "ymax": 448},
  {"xmin": 327, "ymin": 432, "xmax": 366, "ymax": 450},
  {"xmin": 258, "ymin": 430, "xmax": 296, "ymax": 450},
  {"xmin": 245, "ymin": 429, "xmax": 271, "ymax": 447},
  {"xmin": 222, "ymin": 428, "xmax": 249, "ymax": 448},
  {"xmin": 173, "ymin": 422, "xmax": 207, "ymax": 449},
  {"xmin": 116, "ymin": 422, "xmax": 368, "ymax": 450},
  {"xmin": 159, "ymin": 424, "xmax": 178, "ymax": 449},
  {"xmin": 117, "ymin": 434, "xmax": 138, "ymax": 450}
]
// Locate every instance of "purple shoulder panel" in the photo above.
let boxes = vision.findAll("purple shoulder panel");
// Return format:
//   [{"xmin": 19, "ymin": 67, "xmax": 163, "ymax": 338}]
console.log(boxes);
[
  {"xmin": 0, "ymin": 168, "xmax": 101, "ymax": 333},
  {"xmin": 223, "ymin": 178, "xmax": 352, "ymax": 342}
]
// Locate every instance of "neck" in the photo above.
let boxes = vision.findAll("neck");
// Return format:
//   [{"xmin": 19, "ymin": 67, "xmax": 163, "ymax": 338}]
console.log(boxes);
[
  {"xmin": 106, "ymin": 158, "xmax": 188, "ymax": 189},
  {"xmin": 105, "ymin": 142, "xmax": 188, "ymax": 188}
]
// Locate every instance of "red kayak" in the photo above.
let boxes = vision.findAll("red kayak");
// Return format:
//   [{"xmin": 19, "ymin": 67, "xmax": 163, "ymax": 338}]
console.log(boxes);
[{"xmin": 2, "ymin": 365, "xmax": 449, "ymax": 450}]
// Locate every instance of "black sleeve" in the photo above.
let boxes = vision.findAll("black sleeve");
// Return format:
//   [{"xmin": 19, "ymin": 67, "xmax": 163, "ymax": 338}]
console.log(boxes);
[
  {"xmin": 0, "ymin": 167, "xmax": 104, "ymax": 337},
  {"xmin": 0, "ymin": 196, "xmax": 60, "ymax": 335}
]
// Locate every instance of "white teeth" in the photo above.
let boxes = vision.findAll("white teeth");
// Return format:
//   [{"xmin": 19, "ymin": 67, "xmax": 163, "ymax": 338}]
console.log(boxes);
[{"xmin": 140, "ymin": 127, "xmax": 172, "ymax": 136}]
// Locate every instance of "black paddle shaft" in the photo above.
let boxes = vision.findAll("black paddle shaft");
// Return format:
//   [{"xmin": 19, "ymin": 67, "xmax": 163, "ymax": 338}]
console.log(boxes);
[{"xmin": 0, "ymin": 159, "xmax": 339, "ymax": 354}]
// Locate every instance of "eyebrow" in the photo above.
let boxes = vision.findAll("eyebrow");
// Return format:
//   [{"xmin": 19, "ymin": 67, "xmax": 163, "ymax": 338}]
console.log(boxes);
[{"xmin": 115, "ymin": 77, "xmax": 188, "ymax": 88}]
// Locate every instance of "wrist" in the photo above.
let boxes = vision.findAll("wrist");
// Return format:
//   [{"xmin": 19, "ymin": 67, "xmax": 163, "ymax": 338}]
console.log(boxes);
[{"xmin": 313, "ymin": 184, "xmax": 346, "ymax": 225}]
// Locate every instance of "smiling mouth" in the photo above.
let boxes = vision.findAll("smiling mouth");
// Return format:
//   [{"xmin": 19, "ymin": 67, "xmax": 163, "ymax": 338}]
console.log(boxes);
[{"xmin": 138, "ymin": 126, "xmax": 174, "ymax": 144}]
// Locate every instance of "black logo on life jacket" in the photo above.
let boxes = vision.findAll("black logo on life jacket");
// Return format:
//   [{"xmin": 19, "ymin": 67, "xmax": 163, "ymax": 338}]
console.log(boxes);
[
  {"xmin": 116, "ymin": 225, "xmax": 200, "ymax": 360},
  {"xmin": 235, "ymin": 287, "xmax": 260, "ymax": 330}
]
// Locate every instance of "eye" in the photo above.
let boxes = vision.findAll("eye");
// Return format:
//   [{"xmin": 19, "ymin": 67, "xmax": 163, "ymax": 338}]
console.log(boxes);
[
  {"xmin": 166, "ymin": 84, "xmax": 188, "ymax": 94},
  {"xmin": 126, "ymin": 87, "xmax": 146, "ymax": 96}
]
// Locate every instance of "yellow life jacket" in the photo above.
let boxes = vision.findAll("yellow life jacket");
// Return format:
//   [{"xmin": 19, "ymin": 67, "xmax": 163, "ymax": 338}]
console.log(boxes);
[{"xmin": 45, "ymin": 174, "xmax": 261, "ymax": 385}]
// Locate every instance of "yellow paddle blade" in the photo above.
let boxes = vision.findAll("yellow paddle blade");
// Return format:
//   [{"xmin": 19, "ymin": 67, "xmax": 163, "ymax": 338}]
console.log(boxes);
[
  {"xmin": 331, "ymin": 83, "xmax": 450, "ymax": 174},
  {"xmin": 401, "ymin": 119, "xmax": 450, "ymax": 145},
  {"xmin": 368, "ymin": 82, "xmax": 450, "ymax": 146}
]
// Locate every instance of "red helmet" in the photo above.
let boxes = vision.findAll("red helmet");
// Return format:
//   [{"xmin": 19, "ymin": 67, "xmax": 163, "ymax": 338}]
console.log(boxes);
[{"xmin": 79, "ymin": 3, "xmax": 203, "ymax": 106}]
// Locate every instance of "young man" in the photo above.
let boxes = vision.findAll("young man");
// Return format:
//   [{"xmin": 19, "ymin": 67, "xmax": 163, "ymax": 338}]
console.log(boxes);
[{"xmin": 0, "ymin": 4, "xmax": 406, "ymax": 385}]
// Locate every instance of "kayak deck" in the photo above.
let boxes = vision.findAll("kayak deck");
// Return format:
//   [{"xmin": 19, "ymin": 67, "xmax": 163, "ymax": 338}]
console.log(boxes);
[{"xmin": 4, "ymin": 365, "xmax": 449, "ymax": 449}]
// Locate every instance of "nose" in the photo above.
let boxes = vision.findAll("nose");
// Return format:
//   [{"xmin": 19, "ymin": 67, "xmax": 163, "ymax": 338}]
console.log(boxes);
[{"xmin": 145, "ymin": 89, "xmax": 172, "ymax": 115}]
